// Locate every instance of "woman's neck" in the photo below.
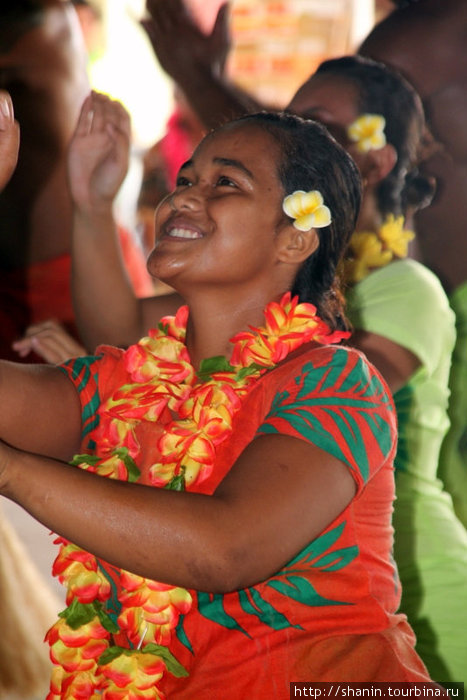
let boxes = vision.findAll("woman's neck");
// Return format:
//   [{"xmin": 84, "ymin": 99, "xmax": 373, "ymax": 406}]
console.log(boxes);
[
  {"xmin": 355, "ymin": 190, "xmax": 384, "ymax": 232},
  {"xmin": 182, "ymin": 289, "xmax": 284, "ymax": 369}
]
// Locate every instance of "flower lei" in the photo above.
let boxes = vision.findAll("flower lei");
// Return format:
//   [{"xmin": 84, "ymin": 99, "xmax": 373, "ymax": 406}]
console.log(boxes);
[
  {"xmin": 342, "ymin": 214, "xmax": 415, "ymax": 284},
  {"xmin": 46, "ymin": 292, "xmax": 348, "ymax": 700}
]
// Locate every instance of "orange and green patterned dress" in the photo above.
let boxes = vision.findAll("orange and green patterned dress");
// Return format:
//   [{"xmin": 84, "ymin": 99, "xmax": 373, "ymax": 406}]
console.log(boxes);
[{"xmin": 58, "ymin": 341, "xmax": 431, "ymax": 698}]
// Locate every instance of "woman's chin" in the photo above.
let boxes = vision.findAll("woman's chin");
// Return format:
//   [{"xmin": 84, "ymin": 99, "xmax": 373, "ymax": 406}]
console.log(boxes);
[{"xmin": 146, "ymin": 250, "xmax": 181, "ymax": 286}]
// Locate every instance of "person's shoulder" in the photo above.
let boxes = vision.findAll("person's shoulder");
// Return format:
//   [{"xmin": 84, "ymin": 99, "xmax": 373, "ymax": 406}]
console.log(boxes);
[
  {"xmin": 284, "ymin": 342, "xmax": 389, "ymax": 396},
  {"xmin": 360, "ymin": 3, "xmax": 447, "ymax": 48},
  {"xmin": 60, "ymin": 344, "xmax": 125, "ymax": 388},
  {"xmin": 352, "ymin": 258, "xmax": 454, "ymax": 337},
  {"xmin": 389, "ymin": 258, "xmax": 451, "ymax": 303},
  {"xmin": 362, "ymin": 258, "xmax": 449, "ymax": 302},
  {"xmin": 264, "ymin": 343, "xmax": 396, "ymax": 479}
]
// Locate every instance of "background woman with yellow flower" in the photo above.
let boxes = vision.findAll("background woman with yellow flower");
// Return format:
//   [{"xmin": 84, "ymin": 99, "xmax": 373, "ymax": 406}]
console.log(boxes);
[{"xmin": 292, "ymin": 56, "xmax": 467, "ymax": 684}]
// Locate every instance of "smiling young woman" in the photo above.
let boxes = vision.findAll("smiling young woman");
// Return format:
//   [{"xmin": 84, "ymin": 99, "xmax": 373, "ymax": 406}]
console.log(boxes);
[
  {"xmin": 147, "ymin": 124, "xmax": 297, "ymax": 310},
  {"xmin": 27, "ymin": 8, "xmax": 465, "ymax": 681},
  {"xmin": 0, "ymin": 109, "xmax": 438, "ymax": 697}
]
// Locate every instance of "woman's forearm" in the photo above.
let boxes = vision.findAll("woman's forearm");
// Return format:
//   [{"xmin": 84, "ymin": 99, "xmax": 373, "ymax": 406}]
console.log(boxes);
[
  {"xmin": 173, "ymin": 66, "xmax": 264, "ymax": 131},
  {"xmin": 71, "ymin": 207, "xmax": 146, "ymax": 351},
  {"xmin": 0, "ymin": 446, "xmax": 236, "ymax": 592},
  {"xmin": 0, "ymin": 434, "xmax": 355, "ymax": 594}
]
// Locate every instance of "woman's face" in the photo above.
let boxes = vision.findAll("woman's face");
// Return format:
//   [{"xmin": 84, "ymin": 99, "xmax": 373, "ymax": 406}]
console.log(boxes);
[
  {"xmin": 148, "ymin": 123, "xmax": 292, "ymax": 293},
  {"xmin": 287, "ymin": 74, "xmax": 363, "ymax": 163}
]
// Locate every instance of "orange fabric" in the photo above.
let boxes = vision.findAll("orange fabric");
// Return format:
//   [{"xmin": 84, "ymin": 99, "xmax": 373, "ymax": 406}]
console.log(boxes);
[
  {"xmin": 0, "ymin": 229, "xmax": 153, "ymax": 361},
  {"xmin": 117, "ymin": 226, "xmax": 154, "ymax": 298},
  {"xmin": 61, "ymin": 343, "xmax": 433, "ymax": 696},
  {"xmin": 0, "ymin": 255, "xmax": 75, "ymax": 361}
]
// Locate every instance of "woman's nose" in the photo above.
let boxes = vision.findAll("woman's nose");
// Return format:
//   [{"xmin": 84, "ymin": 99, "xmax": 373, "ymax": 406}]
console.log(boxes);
[{"xmin": 170, "ymin": 184, "xmax": 203, "ymax": 212}]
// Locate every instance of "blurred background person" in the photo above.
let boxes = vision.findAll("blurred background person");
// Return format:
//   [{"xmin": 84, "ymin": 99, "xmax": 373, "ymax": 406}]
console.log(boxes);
[
  {"xmin": 358, "ymin": 0, "xmax": 467, "ymax": 531},
  {"xmin": 0, "ymin": 88, "xmax": 61, "ymax": 700},
  {"xmin": 0, "ymin": 0, "xmax": 153, "ymax": 364}
]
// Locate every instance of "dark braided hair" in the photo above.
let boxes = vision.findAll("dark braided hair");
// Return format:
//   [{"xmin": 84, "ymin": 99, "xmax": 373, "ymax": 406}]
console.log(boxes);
[
  {"xmin": 315, "ymin": 55, "xmax": 433, "ymax": 219},
  {"xmin": 217, "ymin": 112, "xmax": 362, "ymax": 331}
]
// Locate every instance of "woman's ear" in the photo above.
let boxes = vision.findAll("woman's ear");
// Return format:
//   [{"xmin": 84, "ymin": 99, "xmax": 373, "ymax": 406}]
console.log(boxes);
[
  {"xmin": 276, "ymin": 222, "xmax": 319, "ymax": 264},
  {"xmin": 357, "ymin": 143, "xmax": 397, "ymax": 186}
]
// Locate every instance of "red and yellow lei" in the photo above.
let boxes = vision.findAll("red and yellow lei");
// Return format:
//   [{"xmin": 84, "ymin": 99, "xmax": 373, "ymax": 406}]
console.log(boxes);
[{"xmin": 46, "ymin": 292, "xmax": 347, "ymax": 699}]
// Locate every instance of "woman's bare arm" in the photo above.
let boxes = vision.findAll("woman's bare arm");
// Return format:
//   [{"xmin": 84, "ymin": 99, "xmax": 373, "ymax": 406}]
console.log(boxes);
[
  {"xmin": 142, "ymin": 0, "xmax": 264, "ymax": 130},
  {"xmin": 0, "ymin": 433, "xmax": 355, "ymax": 593},
  {"xmin": 0, "ymin": 361, "xmax": 82, "ymax": 459},
  {"xmin": 69, "ymin": 92, "xmax": 182, "ymax": 350},
  {"xmin": 351, "ymin": 329, "xmax": 420, "ymax": 394}
]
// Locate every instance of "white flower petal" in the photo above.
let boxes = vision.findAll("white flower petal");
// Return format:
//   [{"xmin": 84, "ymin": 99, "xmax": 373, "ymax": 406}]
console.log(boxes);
[
  {"xmin": 302, "ymin": 190, "xmax": 323, "ymax": 212},
  {"xmin": 313, "ymin": 205, "xmax": 332, "ymax": 228},
  {"xmin": 282, "ymin": 191, "xmax": 306, "ymax": 218},
  {"xmin": 294, "ymin": 213, "xmax": 314, "ymax": 231}
]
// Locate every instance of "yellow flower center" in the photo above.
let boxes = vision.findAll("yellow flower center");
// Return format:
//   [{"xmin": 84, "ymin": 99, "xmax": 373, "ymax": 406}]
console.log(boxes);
[{"xmin": 347, "ymin": 114, "xmax": 387, "ymax": 153}]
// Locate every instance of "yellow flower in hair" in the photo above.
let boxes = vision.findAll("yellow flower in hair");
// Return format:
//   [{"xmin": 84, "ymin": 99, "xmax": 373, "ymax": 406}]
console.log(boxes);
[
  {"xmin": 347, "ymin": 114, "xmax": 387, "ymax": 153},
  {"xmin": 282, "ymin": 190, "xmax": 331, "ymax": 231},
  {"xmin": 379, "ymin": 214, "xmax": 415, "ymax": 258}
]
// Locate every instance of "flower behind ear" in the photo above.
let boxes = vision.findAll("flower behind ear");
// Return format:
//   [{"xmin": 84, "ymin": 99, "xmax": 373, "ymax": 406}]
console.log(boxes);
[
  {"xmin": 282, "ymin": 190, "xmax": 331, "ymax": 231},
  {"xmin": 347, "ymin": 114, "xmax": 386, "ymax": 153}
]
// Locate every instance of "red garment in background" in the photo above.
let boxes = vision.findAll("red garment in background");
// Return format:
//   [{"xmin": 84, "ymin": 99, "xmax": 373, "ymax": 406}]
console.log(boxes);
[{"xmin": 0, "ymin": 227, "xmax": 153, "ymax": 361}]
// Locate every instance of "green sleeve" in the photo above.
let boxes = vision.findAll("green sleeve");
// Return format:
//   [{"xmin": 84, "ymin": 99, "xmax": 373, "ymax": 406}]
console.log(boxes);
[{"xmin": 346, "ymin": 259, "xmax": 455, "ymax": 376}]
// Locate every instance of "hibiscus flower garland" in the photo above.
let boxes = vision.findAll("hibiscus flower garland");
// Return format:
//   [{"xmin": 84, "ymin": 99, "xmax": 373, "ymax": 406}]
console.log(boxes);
[{"xmin": 46, "ymin": 292, "xmax": 348, "ymax": 699}]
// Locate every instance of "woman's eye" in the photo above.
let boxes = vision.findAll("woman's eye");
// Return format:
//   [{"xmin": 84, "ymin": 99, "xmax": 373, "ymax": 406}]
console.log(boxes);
[
  {"xmin": 216, "ymin": 175, "xmax": 236, "ymax": 187},
  {"xmin": 175, "ymin": 175, "xmax": 192, "ymax": 187}
]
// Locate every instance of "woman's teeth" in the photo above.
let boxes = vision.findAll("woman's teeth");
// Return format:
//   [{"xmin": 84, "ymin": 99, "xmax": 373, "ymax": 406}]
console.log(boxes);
[{"xmin": 168, "ymin": 227, "xmax": 202, "ymax": 239}]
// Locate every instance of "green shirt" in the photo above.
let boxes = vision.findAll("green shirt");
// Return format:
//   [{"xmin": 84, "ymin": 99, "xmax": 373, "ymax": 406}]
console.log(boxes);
[
  {"xmin": 346, "ymin": 259, "xmax": 467, "ymax": 682},
  {"xmin": 346, "ymin": 258, "xmax": 455, "ymax": 485}
]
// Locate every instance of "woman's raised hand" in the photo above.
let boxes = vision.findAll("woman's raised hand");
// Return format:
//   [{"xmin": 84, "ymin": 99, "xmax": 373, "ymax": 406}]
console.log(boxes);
[
  {"xmin": 142, "ymin": 0, "xmax": 231, "ymax": 83},
  {"xmin": 12, "ymin": 320, "xmax": 87, "ymax": 364},
  {"xmin": 0, "ymin": 90, "xmax": 19, "ymax": 192},
  {"xmin": 67, "ymin": 91, "xmax": 131, "ymax": 214}
]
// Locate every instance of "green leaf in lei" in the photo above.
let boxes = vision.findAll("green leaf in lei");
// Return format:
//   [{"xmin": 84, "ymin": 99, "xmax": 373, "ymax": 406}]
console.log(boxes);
[
  {"xmin": 69, "ymin": 453, "xmax": 101, "ymax": 468},
  {"xmin": 113, "ymin": 447, "xmax": 141, "ymax": 482},
  {"xmin": 165, "ymin": 467, "xmax": 186, "ymax": 491},
  {"xmin": 59, "ymin": 599, "xmax": 119, "ymax": 634},
  {"xmin": 69, "ymin": 449, "xmax": 141, "ymax": 482},
  {"xmin": 196, "ymin": 355, "xmax": 235, "ymax": 382},
  {"xmin": 98, "ymin": 644, "xmax": 188, "ymax": 677},
  {"xmin": 235, "ymin": 363, "xmax": 267, "ymax": 381}
]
